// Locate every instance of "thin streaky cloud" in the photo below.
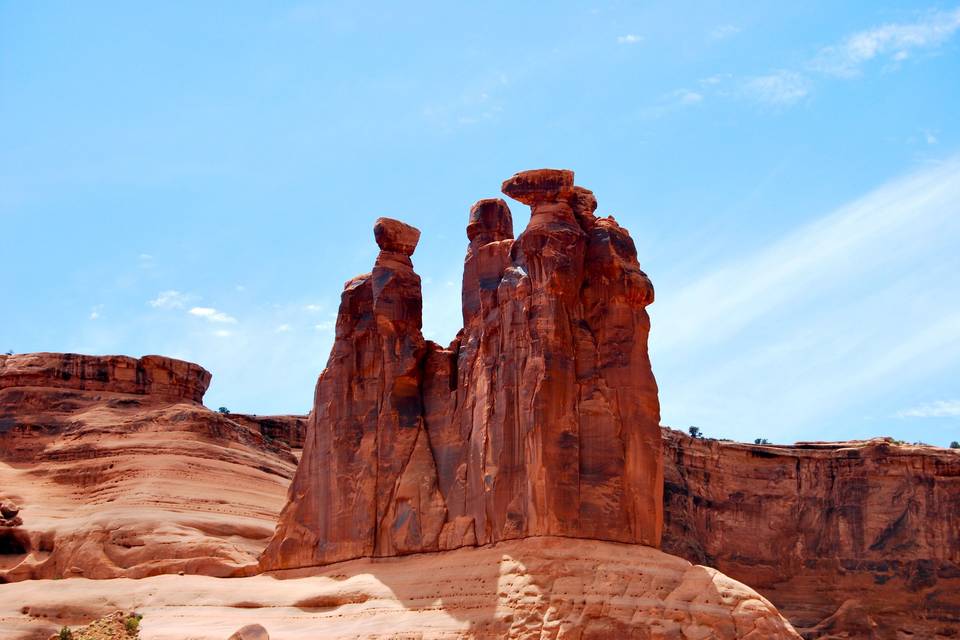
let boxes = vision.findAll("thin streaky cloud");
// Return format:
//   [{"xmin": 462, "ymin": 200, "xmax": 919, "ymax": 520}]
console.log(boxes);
[
  {"xmin": 653, "ymin": 157, "xmax": 960, "ymax": 353},
  {"xmin": 811, "ymin": 7, "xmax": 960, "ymax": 77},
  {"xmin": 617, "ymin": 34, "xmax": 642, "ymax": 44},
  {"xmin": 149, "ymin": 290, "xmax": 190, "ymax": 309},
  {"xmin": 898, "ymin": 400, "xmax": 960, "ymax": 418},
  {"xmin": 652, "ymin": 158, "xmax": 960, "ymax": 439},
  {"xmin": 742, "ymin": 70, "xmax": 810, "ymax": 106},
  {"xmin": 189, "ymin": 307, "xmax": 237, "ymax": 324},
  {"xmin": 710, "ymin": 24, "xmax": 741, "ymax": 41}
]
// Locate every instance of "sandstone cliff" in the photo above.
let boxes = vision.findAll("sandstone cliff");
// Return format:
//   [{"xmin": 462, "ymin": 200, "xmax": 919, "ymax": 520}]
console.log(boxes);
[
  {"xmin": 661, "ymin": 429, "xmax": 960, "ymax": 639},
  {"xmin": 261, "ymin": 169, "xmax": 663, "ymax": 570},
  {"xmin": 0, "ymin": 353, "xmax": 297, "ymax": 582}
]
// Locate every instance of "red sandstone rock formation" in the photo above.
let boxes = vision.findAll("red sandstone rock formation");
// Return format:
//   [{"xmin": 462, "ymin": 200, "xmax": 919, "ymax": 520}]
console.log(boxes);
[
  {"xmin": 0, "ymin": 352, "xmax": 210, "ymax": 403},
  {"xmin": 225, "ymin": 413, "xmax": 308, "ymax": 448},
  {"xmin": 0, "ymin": 353, "xmax": 297, "ymax": 582},
  {"xmin": 661, "ymin": 429, "xmax": 960, "ymax": 638},
  {"xmin": 261, "ymin": 169, "xmax": 663, "ymax": 570},
  {"xmin": 3, "ymin": 538, "xmax": 800, "ymax": 640}
]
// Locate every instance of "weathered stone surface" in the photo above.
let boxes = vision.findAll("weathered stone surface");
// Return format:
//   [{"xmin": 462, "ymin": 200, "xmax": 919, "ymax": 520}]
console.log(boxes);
[
  {"xmin": 227, "ymin": 623, "xmax": 270, "ymax": 640},
  {"xmin": 661, "ymin": 429, "xmax": 960, "ymax": 638},
  {"xmin": 0, "ymin": 354, "xmax": 296, "ymax": 582},
  {"xmin": 3, "ymin": 537, "xmax": 800, "ymax": 640},
  {"xmin": 225, "ymin": 413, "xmax": 308, "ymax": 448},
  {"xmin": 261, "ymin": 170, "xmax": 662, "ymax": 570},
  {"xmin": 0, "ymin": 352, "xmax": 210, "ymax": 403}
]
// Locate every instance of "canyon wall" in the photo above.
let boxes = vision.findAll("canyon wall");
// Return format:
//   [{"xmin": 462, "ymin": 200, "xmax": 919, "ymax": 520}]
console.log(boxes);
[
  {"xmin": 0, "ymin": 352, "xmax": 210, "ymax": 404},
  {"xmin": 261, "ymin": 169, "xmax": 663, "ymax": 570},
  {"xmin": 661, "ymin": 429, "xmax": 960, "ymax": 638}
]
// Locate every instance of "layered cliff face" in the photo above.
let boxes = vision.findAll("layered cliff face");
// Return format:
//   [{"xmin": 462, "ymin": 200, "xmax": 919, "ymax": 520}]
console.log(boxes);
[
  {"xmin": 0, "ymin": 353, "xmax": 297, "ymax": 582},
  {"xmin": 0, "ymin": 352, "xmax": 210, "ymax": 404},
  {"xmin": 261, "ymin": 168, "xmax": 663, "ymax": 570},
  {"xmin": 661, "ymin": 429, "xmax": 960, "ymax": 638}
]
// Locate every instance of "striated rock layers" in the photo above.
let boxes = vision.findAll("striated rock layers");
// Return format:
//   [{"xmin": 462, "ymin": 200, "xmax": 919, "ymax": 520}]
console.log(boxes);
[
  {"xmin": 262, "ymin": 169, "xmax": 662, "ymax": 570},
  {"xmin": 3, "ymin": 538, "xmax": 800, "ymax": 640},
  {"xmin": 661, "ymin": 430, "xmax": 960, "ymax": 638},
  {"xmin": 0, "ymin": 352, "xmax": 297, "ymax": 582},
  {"xmin": 0, "ymin": 352, "xmax": 210, "ymax": 404}
]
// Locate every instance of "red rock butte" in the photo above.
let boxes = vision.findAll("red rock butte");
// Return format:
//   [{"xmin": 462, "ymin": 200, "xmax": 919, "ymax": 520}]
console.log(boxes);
[{"xmin": 261, "ymin": 168, "xmax": 663, "ymax": 570}]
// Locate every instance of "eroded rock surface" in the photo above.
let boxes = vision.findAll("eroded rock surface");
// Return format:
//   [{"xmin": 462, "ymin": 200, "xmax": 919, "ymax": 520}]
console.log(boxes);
[
  {"xmin": 0, "ymin": 352, "xmax": 210, "ymax": 403},
  {"xmin": 0, "ymin": 353, "xmax": 297, "ymax": 582},
  {"xmin": 661, "ymin": 429, "xmax": 960, "ymax": 638},
  {"xmin": 3, "ymin": 537, "xmax": 799, "ymax": 640},
  {"xmin": 262, "ymin": 169, "xmax": 662, "ymax": 569}
]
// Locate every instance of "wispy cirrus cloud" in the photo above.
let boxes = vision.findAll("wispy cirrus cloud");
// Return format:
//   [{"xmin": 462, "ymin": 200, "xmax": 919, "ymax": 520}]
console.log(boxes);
[
  {"xmin": 149, "ymin": 290, "xmax": 190, "ymax": 309},
  {"xmin": 811, "ymin": 8, "xmax": 960, "ymax": 77},
  {"xmin": 697, "ymin": 7, "xmax": 960, "ymax": 109},
  {"xmin": 651, "ymin": 158, "xmax": 960, "ymax": 442},
  {"xmin": 742, "ymin": 70, "xmax": 810, "ymax": 106},
  {"xmin": 709, "ymin": 24, "xmax": 741, "ymax": 41},
  {"xmin": 617, "ymin": 34, "xmax": 643, "ymax": 45},
  {"xmin": 898, "ymin": 400, "xmax": 960, "ymax": 418},
  {"xmin": 188, "ymin": 307, "xmax": 237, "ymax": 323}
]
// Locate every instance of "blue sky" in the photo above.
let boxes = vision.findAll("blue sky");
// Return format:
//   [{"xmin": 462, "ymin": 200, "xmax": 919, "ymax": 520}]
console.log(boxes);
[{"xmin": 2, "ymin": 1, "xmax": 959, "ymax": 446}]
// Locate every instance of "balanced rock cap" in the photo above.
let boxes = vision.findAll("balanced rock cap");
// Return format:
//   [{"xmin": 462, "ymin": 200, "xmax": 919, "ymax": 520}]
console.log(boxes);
[
  {"xmin": 374, "ymin": 217, "xmax": 421, "ymax": 256},
  {"xmin": 467, "ymin": 198, "xmax": 514, "ymax": 244},
  {"xmin": 501, "ymin": 169, "xmax": 575, "ymax": 204}
]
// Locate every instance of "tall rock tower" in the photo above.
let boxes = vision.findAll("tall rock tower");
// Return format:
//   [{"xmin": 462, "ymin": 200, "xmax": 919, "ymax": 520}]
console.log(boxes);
[{"xmin": 261, "ymin": 169, "xmax": 662, "ymax": 570}]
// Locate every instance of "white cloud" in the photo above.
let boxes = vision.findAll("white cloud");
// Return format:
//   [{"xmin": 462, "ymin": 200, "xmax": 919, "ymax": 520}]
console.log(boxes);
[
  {"xmin": 617, "ymin": 34, "xmax": 642, "ymax": 45},
  {"xmin": 925, "ymin": 130, "xmax": 939, "ymax": 145},
  {"xmin": 149, "ymin": 290, "xmax": 189, "ymax": 309},
  {"xmin": 89, "ymin": 306, "xmax": 101, "ymax": 320},
  {"xmin": 276, "ymin": 323, "xmax": 292, "ymax": 333},
  {"xmin": 700, "ymin": 73, "xmax": 731, "ymax": 86},
  {"xmin": 651, "ymin": 158, "xmax": 960, "ymax": 440},
  {"xmin": 304, "ymin": 303, "xmax": 324, "ymax": 312},
  {"xmin": 710, "ymin": 24, "xmax": 741, "ymax": 41},
  {"xmin": 212, "ymin": 329, "xmax": 233, "ymax": 338},
  {"xmin": 314, "ymin": 321, "xmax": 334, "ymax": 332},
  {"xmin": 812, "ymin": 8, "xmax": 960, "ymax": 77},
  {"xmin": 743, "ymin": 70, "xmax": 810, "ymax": 106},
  {"xmin": 189, "ymin": 307, "xmax": 237, "ymax": 324},
  {"xmin": 898, "ymin": 400, "xmax": 960, "ymax": 418},
  {"xmin": 676, "ymin": 90, "xmax": 703, "ymax": 105}
]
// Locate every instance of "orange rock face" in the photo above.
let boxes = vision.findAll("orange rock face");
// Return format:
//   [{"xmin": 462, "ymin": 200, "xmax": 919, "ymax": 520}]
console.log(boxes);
[
  {"xmin": 2, "ymin": 538, "xmax": 800, "ymax": 640},
  {"xmin": 0, "ymin": 353, "xmax": 297, "ymax": 582},
  {"xmin": 661, "ymin": 429, "xmax": 960, "ymax": 638},
  {"xmin": 0, "ymin": 352, "xmax": 210, "ymax": 403},
  {"xmin": 261, "ymin": 169, "xmax": 663, "ymax": 570}
]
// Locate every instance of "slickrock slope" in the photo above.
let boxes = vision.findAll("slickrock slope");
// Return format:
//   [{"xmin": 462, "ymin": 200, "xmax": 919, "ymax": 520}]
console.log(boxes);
[
  {"xmin": 0, "ymin": 353, "xmax": 297, "ymax": 582},
  {"xmin": 262, "ymin": 169, "xmax": 663, "ymax": 570},
  {"xmin": 661, "ymin": 429, "xmax": 960, "ymax": 638},
  {"xmin": 2, "ymin": 537, "xmax": 800, "ymax": 640}
]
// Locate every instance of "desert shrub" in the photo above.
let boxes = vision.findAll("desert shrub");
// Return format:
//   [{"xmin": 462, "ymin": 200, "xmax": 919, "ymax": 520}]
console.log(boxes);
[
  {"xmin": 754, "ymin": 438, "xmax": 769, "ymax": 445},
  {"xmin": 217, "ymin": 406, "xmax": 230, "ymax": 414},
  {"xmin": 687, "ymin": 426, "xmax": 701, "ymax": 439},
  {"xmin": 125, "ymin": 613, "xmax": 142, "ymax": 634},
  {"xmin": 58, "ymin": 627, "xmax": 73, "ymax": 640},
  {"xmin": 951, "ymin": 441, "xmax": 959, "ymax": 449}
]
